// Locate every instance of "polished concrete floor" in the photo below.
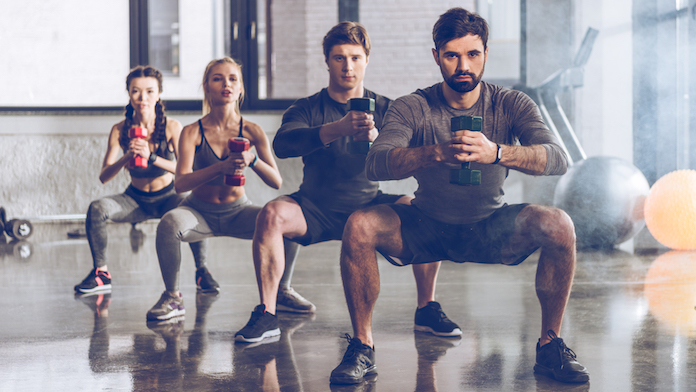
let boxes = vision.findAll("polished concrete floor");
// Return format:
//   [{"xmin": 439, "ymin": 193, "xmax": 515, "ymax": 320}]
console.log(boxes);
[{"xmin": 1, "ymin": 221, "xmax": 696, "ymax": 392}]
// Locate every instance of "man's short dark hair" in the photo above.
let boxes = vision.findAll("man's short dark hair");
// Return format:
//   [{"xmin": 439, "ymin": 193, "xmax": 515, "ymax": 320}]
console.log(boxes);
[
  {"xmin": 433, "ymin": 8, "xmax": 489, "ymax": 52},
  {"xmin": 322, "ymin": 21, "xmax": 371, "ymax": 61}
]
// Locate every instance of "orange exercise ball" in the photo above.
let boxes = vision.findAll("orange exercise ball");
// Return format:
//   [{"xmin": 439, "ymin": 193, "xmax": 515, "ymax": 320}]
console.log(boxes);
[
  {"xmin": 644, "ymin": 251, "xmax": 696, "ymax": 337},
  {"xmin": 644, "ymin": 170, "xmax": 696, "ymax": 250}
]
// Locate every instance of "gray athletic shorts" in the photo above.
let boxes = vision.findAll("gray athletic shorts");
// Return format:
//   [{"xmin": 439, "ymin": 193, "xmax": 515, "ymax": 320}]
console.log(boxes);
[{"xmin": 383, "ymin": 203, "xmax": 538, "ymax": 266}]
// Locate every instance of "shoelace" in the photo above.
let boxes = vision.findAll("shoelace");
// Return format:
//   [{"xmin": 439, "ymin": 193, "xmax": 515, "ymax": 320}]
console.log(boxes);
[
  {"xmin": 546, "ymin": 330, "xmax": 577, "ymax": 369},
  {"xmin": 341, "ymin": 334, "xmax": 365, "ymax": 360}
]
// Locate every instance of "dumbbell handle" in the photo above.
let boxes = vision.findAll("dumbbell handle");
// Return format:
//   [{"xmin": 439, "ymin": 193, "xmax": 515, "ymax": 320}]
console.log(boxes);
[
  {"xmin": 129, "ymin": 127, "xmax": 149, "ymax": 168},
  {"xmin": 347, "ymin": 98, "xmax": 376, "ymax": 155},
  {"xmin": 225, "ymin": 137, "xmax": 251, "ymax": 186},
  {"xmin": 450, "ymin": 116, "xmax": 482, "ymax": 185}
]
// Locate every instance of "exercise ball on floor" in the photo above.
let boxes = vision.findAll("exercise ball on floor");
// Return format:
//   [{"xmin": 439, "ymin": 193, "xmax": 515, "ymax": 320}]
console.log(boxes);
[
  {"xmin": 644, "ymin": 170, "xmax": 696, "ymax": 250},
  {"xmin": 553, "ymin": 156, "xmax": 650, "ymax": 249}
]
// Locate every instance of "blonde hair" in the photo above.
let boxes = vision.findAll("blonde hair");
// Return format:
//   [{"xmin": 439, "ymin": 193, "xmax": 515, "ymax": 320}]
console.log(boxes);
[{"xmin": 201, "ymin": 57, "xmax": 245, "ymax": 115}]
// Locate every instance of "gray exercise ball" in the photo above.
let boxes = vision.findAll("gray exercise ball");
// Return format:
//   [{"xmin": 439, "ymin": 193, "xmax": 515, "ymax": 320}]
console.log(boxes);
[{"xmin": 553, "ymin": 156, "xmax": 650, "ymax": 249}]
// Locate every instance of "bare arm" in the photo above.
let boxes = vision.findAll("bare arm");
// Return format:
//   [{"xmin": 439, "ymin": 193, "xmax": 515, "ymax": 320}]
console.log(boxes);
[
  {"xmin": 99, "ymin": 124, "xmax": 132, "ymax": 184},
  {"xmin": 387, "ymin": 130, "xmax": 548, "ymax": 179},
  {"xmin": 245, "ymin": 121, "xmax": 282, "ymax": 189}
]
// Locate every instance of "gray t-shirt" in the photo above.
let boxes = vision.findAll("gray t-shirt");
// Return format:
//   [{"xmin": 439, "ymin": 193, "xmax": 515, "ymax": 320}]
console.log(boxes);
[{"xmin": 366, "ymin": 82, "xmax": 568, "ymax": 224}]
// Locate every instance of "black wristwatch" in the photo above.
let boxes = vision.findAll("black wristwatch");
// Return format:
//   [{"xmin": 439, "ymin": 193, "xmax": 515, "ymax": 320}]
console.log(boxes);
[
  {"xmin": 148, "ymin": 151, "xmax": 157, "ymax": 165},
  {"xmin": 493, "ymin": 144, "xmax": 502, "ymax": 164}
]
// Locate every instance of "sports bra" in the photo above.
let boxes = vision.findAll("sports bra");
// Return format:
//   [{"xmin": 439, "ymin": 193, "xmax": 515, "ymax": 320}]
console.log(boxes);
[
  {"xmin": 129, "ymin": 117, "xmax": 175, "ymax": 179},
  {"xmin": 191, "ymin": 118, "xmax": 244, "ymax": 186}
]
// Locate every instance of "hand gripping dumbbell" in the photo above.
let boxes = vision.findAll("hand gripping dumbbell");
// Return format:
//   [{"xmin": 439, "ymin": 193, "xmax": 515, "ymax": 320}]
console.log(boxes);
[
  {"xmin": 225, "ymin": 137, "xmax": 251, "ymax": 186},
  {"xmin": 449, "ymin": 115, "xmax": 482, "ymax": 186},
  {"xmin": 129, "ymin": 127, "xmax": 149, "ymax": 168},
  {"xmin": 347, "ymin": 97, "xmax": 376, "ymax": 155},
  {"xmin": 0, "ymin": 207, "xmax": 33, "ymax": 241}
]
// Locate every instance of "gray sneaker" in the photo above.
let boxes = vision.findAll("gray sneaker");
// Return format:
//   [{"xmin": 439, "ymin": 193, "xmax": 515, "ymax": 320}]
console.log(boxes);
[
  {"xmin": 276, "ymin": 287, "xmax": 316, "ymax": 313},
  {"xmin": 146, "ymin": 291, "xmax": 185, "ymax": 321}
]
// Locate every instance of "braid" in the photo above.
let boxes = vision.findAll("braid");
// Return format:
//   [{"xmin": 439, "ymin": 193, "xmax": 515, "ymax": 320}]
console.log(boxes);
[
  {"xmin": 154, "ymin": 100, "xmax": 166, "ymax": 149},
  {"xmin": 120, "ymin": 103, "xmax": 135, "ymax": 151}
]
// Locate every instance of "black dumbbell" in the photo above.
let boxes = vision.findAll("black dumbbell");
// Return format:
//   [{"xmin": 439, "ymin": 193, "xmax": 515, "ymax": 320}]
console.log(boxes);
[
  {"xmin": 449, "ymin": 116, "xmax": 482, "ymax": 186},
  {"xmin": 347, "ymin": 98, "xmax": 376, "ymax": 155},
  {"xmin": 0, "ymin": 207, "xmax": 33, "ymax": 240}
]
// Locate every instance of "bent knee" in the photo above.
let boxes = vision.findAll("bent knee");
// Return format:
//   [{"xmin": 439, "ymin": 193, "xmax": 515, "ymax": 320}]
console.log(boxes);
[
  {"xmin": 256, "ymin": 200, "xmax": 300, "ymax": 232},
  {"xmin": 343, "ymin": 206, "xmax": 393, "ymax": 244},
  {"xmin": 520, "ymin": 205, "xmax": 576, "ymax": 245},
  {"xmin": 157, "ymin": 211, "xmax": 185, "ymax": 240}
]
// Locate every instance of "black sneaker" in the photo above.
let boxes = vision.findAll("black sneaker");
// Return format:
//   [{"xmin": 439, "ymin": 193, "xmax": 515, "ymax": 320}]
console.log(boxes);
[
  {"xmin": 74, "ymin": 269, "xmax": 112, "ymax": 294},
  {"xmin": 195, "ymin": 267, "xmax": 220, "ymax": 293},
  {"xmin": 234, "ymin": 304, "xmax": 280, "ymax": 343},
  {"xmin": 414, "ymin": 301, "xmax": 462, "ymax": 337},
  {"xmin": 330, "ymin": 334, "xmax": 377, "ymax": 385},
  {"xmin": 534, "ymin": 330, "xmax": 590, "ymax": 383}
]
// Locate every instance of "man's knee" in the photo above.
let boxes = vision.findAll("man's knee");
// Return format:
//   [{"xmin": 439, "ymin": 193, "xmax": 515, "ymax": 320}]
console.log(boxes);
[
  {"xmin": 256, "ymin": 199, "xmax": 298, "ymax": 233},
  {"xmin": 521, "ymin": 205, "xmax": 576, "ymax": 247}
]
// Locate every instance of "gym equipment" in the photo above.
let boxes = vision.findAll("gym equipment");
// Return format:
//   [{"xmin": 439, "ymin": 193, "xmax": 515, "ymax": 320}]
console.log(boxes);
[
  {"xmin": 0, "ymin": 207, "xmax": 34, "ymax": 241},
  {"xmin": 449, "ymin": 116, "xmax": 482, "ymax": 186},
  {"xmin": 644, "ymin": 170, "xmax": 696, "ymax": 250},
  {"xmin": 347, "ymin": 97, "xmax": 375, "ymax": 154},
  {"xmin": 516, "ymin": 28, "xmax": 650, "ymax": 248},
  {"xmin": 129, "ymin": 127, "xmax": 149, "ymax": 168},
  {"xmin": 553, "ymin": 157, "xmax": 649, "ymax": 249},
  {"xmin": 225, "ymin": 137, "xmax": 251, "ymax": 186}
]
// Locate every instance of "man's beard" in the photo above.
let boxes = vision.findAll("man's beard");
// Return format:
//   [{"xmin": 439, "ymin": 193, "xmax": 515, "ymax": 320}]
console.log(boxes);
[{"xmin": 443, "ymin": 67, "xmax": 484, "ymax": 93}]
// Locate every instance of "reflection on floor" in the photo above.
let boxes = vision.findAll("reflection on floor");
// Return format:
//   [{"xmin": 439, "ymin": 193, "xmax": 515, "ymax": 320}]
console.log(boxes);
[{"xmin": 1, "ymin": 221, "xmax": 696, "ymax": 391}]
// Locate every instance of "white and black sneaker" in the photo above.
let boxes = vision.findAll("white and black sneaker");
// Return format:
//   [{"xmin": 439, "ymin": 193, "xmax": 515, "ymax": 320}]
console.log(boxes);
[
  {"xmin": 414, "ymin": 301, "xmax": 462, "ymax": 337},
  {"xmin": 74, "ymin": 269, "xmax": 112, "ymax": 294},
  {"xmin": 234, "ymin": 304, "xmax": 280, "ymax": 343}
]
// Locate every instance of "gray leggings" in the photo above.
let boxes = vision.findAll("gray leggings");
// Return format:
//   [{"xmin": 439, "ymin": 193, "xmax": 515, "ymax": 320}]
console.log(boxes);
[
  {"xmin": 156, "ymin": 194, "xmax": 300, "ymax": 292},
  {"xmin": 86, "ymin": 183, "xmax": 207, "ymax": 269}
]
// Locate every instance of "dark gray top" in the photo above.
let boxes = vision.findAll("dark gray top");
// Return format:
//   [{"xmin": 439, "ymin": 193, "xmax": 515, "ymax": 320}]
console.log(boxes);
[
  {"xmin": 273, "ymin": 88, "xmax": 391, "ymax": 213},
  {"xmin": 366, "ymin": 82, "xmax": 568, "ymax": 224},
  {"xmin": 192, "ymin": 118, "xmax": 244, "ymax": 187}
]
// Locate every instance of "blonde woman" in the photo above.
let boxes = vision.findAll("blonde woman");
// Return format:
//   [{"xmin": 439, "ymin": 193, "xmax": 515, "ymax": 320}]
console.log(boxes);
[{"xmin": 146, "ymin": 58, "xmax": 301, "ymax": 326}]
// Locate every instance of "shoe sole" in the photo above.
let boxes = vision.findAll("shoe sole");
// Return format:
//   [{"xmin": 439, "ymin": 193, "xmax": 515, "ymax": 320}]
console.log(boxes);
[
  {"xmin": 329, "ymin": 366, "xmax": 378, "ymax": 385},
  {"xmin": 414, "ymin": 324, "xmax": 463, "ymax": 337},
  {"xmin": 75, "ymin": 284, "xmax": 112, "ymax": 294},
  {"xmin": 234, "ymin": 327, "xmax": 281, "ymax": 343},
  {"xmin": 533, "ymin": 364, "xmax": 590, "ymax": 383},
  {"xmin": 276, "ymin": 303, "xmax": 316, "ymax": 314},
  {"xmin": 146, "ymin": 308, "xmax": 186, "ymax": 321}
]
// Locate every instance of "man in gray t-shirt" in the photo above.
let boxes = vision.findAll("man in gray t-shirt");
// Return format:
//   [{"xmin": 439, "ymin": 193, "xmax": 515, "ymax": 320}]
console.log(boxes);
[{"xmin": 330, "ymin": 7, "xmax": 589, "ymax": 386}]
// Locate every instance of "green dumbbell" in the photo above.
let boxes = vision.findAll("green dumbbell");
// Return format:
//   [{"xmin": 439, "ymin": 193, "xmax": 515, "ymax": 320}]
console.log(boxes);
[
  {"xmin": 449, "ymin": 116, "xmax": 482, "ymax": 186},
  {"xmin": 347, "ymin": 98, "xmax": 375, "ymax": 155}
]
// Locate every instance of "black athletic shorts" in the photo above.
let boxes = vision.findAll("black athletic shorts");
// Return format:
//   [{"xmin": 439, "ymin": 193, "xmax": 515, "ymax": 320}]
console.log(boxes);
[
  {"xmin": 287, "ymin": 190, "xmax": 403, "ymax": 246},
  {"xmin": 383, "ymin": 203, "xmax": 538, "ymax": 266}
]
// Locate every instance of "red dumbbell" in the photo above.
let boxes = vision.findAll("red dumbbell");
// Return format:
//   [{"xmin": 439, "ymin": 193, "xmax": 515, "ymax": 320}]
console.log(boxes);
[
  {"xmin": 225, "ymin": 137, "xmax": 251, "ymax": 186},
  {"xmin": 129, "ymin": 127, "xmax": 149, "ymax": 168}
]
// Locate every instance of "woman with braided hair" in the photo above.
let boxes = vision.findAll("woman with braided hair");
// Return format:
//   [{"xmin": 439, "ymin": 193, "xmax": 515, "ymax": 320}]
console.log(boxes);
[{"xmin": 74, "ymin": 65, "xmax": 212, "ymax": 296}]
